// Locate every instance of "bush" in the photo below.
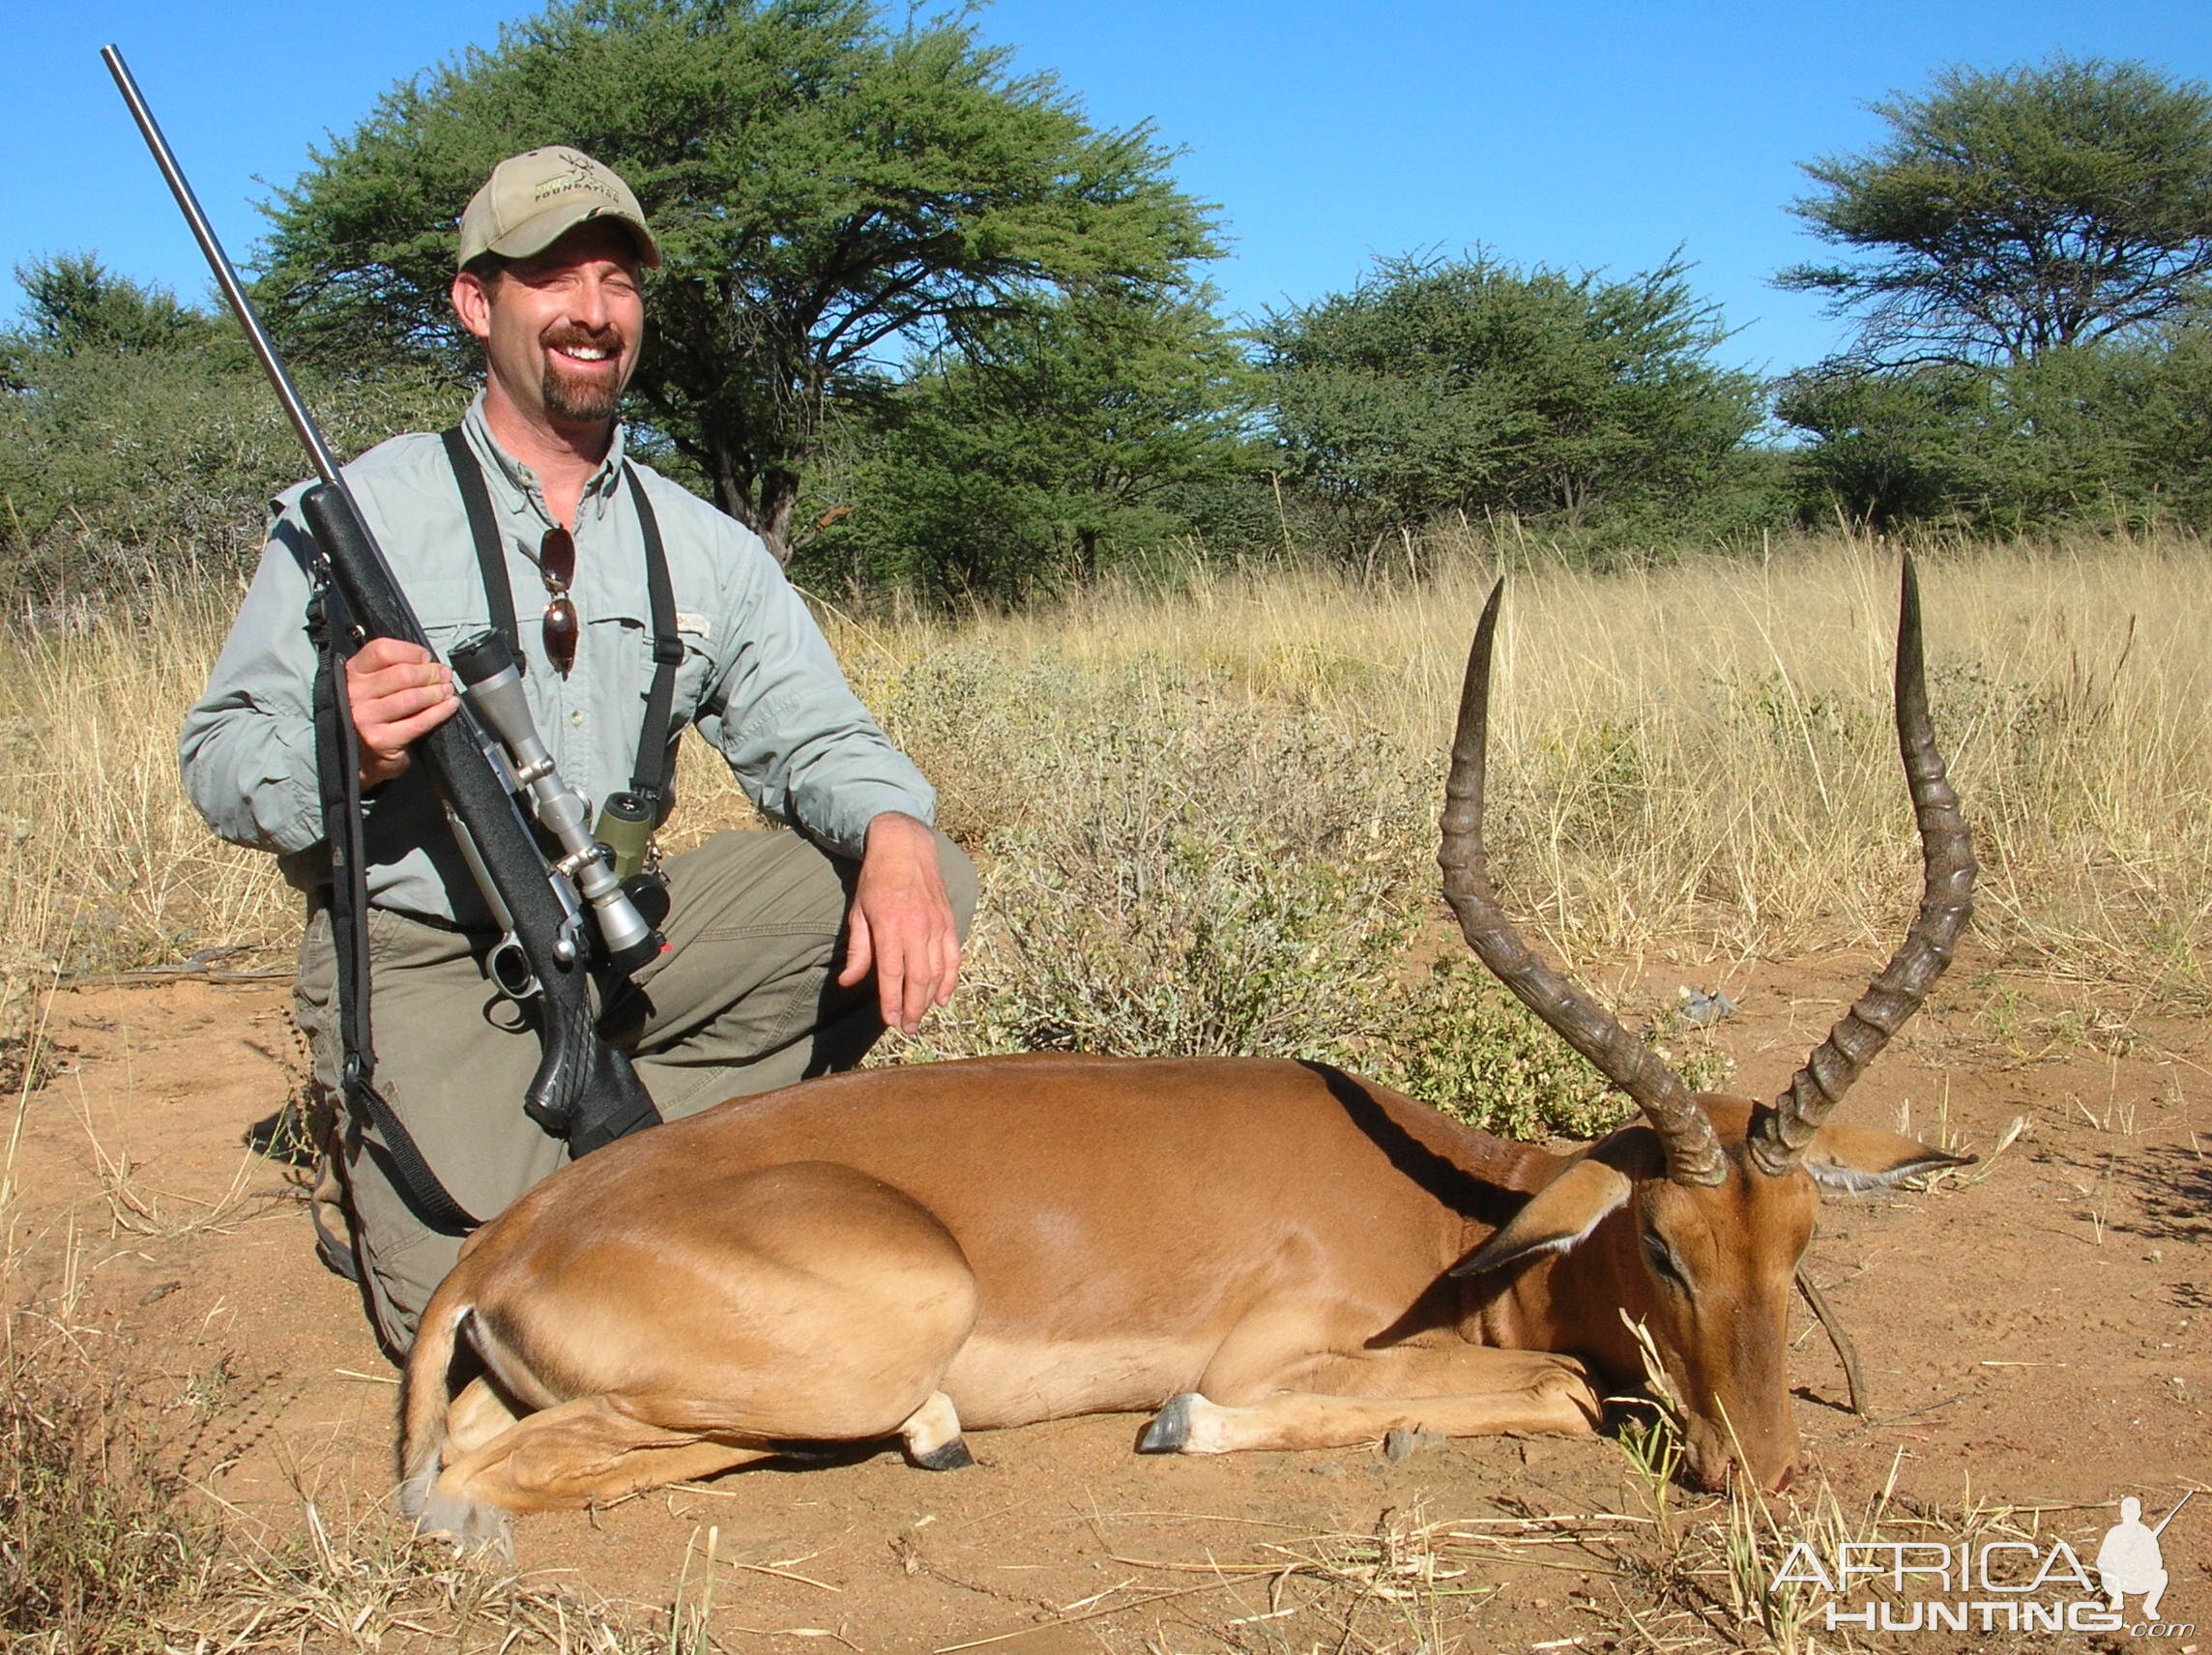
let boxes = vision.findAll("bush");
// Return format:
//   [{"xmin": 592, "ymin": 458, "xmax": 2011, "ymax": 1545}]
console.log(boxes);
[
  {"xmin": 889, "ymin": 646, "xmax": 1662, "ymax": 1139},
  {"xmin": 0, "ymin": 330, "xmax": 464, "ymax": 606},
  {"xmin": 1778, "ymin": 329, "xmax": 2212, "ymax": 534}
]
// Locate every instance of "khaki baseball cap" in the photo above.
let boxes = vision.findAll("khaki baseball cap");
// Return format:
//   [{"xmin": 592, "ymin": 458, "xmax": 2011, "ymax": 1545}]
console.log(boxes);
[{"xmin": 456, "ymin": 146, "xmax": 661, "ymax": 271}]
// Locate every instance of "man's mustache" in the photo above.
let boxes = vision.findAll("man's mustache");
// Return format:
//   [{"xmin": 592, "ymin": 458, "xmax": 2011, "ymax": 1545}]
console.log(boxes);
[{"xmin": 540, "ymin": 324, "xmax": 627, "ymax": 358}]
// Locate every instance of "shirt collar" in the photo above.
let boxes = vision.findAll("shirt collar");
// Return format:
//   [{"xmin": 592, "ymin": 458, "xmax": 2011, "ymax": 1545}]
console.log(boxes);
[{"xmin": 460, "ymin": 392, "xmax": 630, "ymax": 525}]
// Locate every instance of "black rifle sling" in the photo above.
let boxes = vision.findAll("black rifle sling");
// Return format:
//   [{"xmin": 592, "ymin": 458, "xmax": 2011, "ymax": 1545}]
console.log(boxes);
[
  {"xmin": 308, "ymin": 586, "xmax": 481, "ymax": 1235},
  {"xmin": 441, "ymin": 432, "xmax": 680, "ymax": 804},
  {"xmin": 625, "ymin": 462, "xmax": 682, "ymax": 805},
  {"xmin": 441, "ymin": 427, "xmax": 518, "ymax": 653}
]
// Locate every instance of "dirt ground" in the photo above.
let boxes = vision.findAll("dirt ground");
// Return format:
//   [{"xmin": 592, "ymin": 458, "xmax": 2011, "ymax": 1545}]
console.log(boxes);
[{"xmin": 6, "ymin": 945, "xmax": 2208, "ymax": 1653}]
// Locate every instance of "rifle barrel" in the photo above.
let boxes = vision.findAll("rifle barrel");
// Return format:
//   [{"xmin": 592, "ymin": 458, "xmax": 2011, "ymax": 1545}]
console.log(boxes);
[
  {"xmin": 100, "ymin": 44, "xmax": 343, "ymax": 489},
  {"xmin": 2152, "ymin": 1489, "xmax": 2192, "ymax": 1537}
]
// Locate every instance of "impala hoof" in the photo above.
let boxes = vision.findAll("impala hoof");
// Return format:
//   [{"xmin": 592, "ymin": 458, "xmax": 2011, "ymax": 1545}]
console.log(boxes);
[
  {"xmin": 412, "ymin": 1485, "xmax": 514, "ymax": 1558},
  {"xmin": 1138, "ymin": 1393, "xmax": 1196, "ymax": 1454},
  {"xmin": 911, "ymin": 1436, "xmax": 975, "ymax": 1471}
]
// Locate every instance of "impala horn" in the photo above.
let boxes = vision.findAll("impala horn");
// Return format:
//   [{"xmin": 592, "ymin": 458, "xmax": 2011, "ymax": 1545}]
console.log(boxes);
[
  {"xmin": 1439, "ymin": 578, "xmax": 1728, "ymax": 1187},
  {"xmin": 1748, "ymin": 557, "xmax": 1976, "ymax": 1176}
]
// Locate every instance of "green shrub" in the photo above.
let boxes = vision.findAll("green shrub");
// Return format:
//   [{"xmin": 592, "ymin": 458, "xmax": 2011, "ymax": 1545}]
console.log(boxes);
[{"xmin": 891, "ymin": 647, "xmax": 1680, "ymax": 1141}]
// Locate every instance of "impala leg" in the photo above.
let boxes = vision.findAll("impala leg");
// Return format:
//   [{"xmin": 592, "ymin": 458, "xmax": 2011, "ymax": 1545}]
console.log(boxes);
[
  {"xmin": 445, "ymin": 1376, "xmax": 523, "ymax": 1459},
  {"xmin": 432, "ymin": 1394, "xmax": 779, "ymax": 1516},
  {"xmin": 1141, "ymin": 1346, "xmax": 1601, "ymax": 1455},
  {"xmin": 898, "ymin": 1389, "xmax": 974, "ymax": 1470}
]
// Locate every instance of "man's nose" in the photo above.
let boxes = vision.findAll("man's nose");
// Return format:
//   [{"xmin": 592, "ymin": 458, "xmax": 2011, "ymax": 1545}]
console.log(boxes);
[{"xmin": 569, "ymin": 274, "xmax": 617, "ymax": 332}]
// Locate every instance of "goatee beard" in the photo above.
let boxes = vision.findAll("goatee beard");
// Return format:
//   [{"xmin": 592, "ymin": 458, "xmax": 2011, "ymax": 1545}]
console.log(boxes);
[
  {"xmin": 540, "ymin": 325, "xmax": 627, "ymax": 424},
  {"xmin": 542, "ymin": 363, "xmax": 622, "ymax": 424}
]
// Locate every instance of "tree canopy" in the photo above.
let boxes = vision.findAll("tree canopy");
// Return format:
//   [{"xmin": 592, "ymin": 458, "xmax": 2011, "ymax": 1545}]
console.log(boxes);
[
  {"xmin": 1780, "ymin": 57, "xmax": 2212, "ymax": 365},
  {"xmin": 5, "ymin": 255, "xmax": 212, "ymax": 367},
  {"xmin": 0, "ymin": 256, "xmax": 458, "ymax": 603},
  {"xmin": 1256, "ymin": 253, "xmax": 1764, "ymax": 547},
  {"xmin": 259, "ymin": 0, "xmax": 1219, "ymax": 559},
  {"xmin": 806, "ymin": 284, "xmax": 1261, "ymax": 598}
]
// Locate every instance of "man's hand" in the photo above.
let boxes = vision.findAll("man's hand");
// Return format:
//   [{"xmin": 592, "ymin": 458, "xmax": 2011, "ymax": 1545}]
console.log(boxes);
[
  {"xmin": 839, "ymin": 811, "xmax": 961, "ymax": 1035},
  {"xmin": 345, "ymin": 637, "xmax": 459, "ymax": 788}
]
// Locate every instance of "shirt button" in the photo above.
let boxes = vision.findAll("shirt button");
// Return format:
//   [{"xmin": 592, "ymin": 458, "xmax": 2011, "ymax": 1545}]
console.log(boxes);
[{"xmin": 569, "ymin": 711, "xmax": 585, "ymax": 727}]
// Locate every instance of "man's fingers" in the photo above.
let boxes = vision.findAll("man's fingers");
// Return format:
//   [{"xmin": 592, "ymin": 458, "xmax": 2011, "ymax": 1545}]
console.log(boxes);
[
  {"xmin": 882, "ymin": 913, "xmax": 958, "ymax": 1033},
  {"xmin": 349, "ymin": 637, "xmax": 439, "ymax": 674},
  {"xmin": 360, "ymin": 677, "xmax": 453, "ymax": 722},
  {"xmin": 836, "ymin": 908, "xmax": 875, "ymax": 990},
  {"xmin": 343, "ymin": 644, "xmax": 456, "ymax": 786},
  {"xmin": 883, "ymin": 949, "xmax": 915, "ymax": 1033},
  {"xmin": 353, "ymin": 663, "xmax": 451, "ymax": 707},
  {"xmin": 356, "ymin": 679, "xmax": 457, "ymax": 757},
  {"xmin": 848, "ymin": 814, "xmax": 962, "ymax": 1035},
  {"xmin": 935, "ymin": 931, "xmax": 962, "ymax": 1007},
  {"xmin": 377, "ymin": 694, "xmax": 462, "ymax": 748}
]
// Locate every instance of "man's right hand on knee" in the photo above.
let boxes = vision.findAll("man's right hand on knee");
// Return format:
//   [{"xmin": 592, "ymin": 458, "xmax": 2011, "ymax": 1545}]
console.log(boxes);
[{"xmin": 346, "ymin": 638, "xmax": 461, "ymax": 787}]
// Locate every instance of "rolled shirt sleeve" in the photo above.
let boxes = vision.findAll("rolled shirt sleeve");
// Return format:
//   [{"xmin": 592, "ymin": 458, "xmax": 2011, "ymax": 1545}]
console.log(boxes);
[
  {"xmin": 179, "ymin": 506, "xmax": 329, "ymax": 863},
  {"xmin": 684, "ymin": 502, "xmax": 934, "ymax": 859}
]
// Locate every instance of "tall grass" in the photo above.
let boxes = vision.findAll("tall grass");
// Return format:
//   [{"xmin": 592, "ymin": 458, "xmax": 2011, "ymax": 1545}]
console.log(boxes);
[
  {"xmin": 836, "ymin": 528, "xmax": 2212, "ymax": 1002},
  {"xmin": 3, "ymin": 530, "xmax": 2205, "ymax": 1051}
]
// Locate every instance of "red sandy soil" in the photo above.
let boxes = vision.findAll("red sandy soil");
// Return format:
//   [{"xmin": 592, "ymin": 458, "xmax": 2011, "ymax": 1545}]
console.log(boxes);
[{"xmin": 5, "ymin": 948, "xmax": 2207, "ymax": 1652}]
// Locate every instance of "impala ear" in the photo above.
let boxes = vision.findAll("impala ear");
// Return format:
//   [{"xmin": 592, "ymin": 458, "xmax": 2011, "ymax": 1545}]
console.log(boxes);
[
  {"xmin": 1801, "ymin": 1123, "xmax": 1974, "ymax": 1193},
  {"xmin": 1449, "ymin": 1158, "xmax": 1633, "ymax": 1277}
]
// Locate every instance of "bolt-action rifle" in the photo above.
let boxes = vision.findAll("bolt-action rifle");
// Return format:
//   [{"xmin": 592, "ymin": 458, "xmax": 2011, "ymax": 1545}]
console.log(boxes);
[{"xmin": 104, "ymin": 45, "xmax": 661, "ymax": 1175}]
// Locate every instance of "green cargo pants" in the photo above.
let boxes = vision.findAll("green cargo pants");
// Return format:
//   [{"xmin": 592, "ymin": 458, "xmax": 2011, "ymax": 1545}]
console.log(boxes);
[{"xmin": 294, "ymin": 826, "xmax": 976, "ymax": 1355}]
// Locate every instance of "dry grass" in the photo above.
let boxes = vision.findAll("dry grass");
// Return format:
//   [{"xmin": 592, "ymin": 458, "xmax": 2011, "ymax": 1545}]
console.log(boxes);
[
  {"xmin": 4, "ymin": 528, "xmax": 2207, "ymax": 1128},
  {"xmin": 0, "ymin": 566, "xmax": 296, "ymax": 1043},
  {"xmin": 9, "ymin": 530, "xmax": 2206, "ymax": 1000},
  {"xmin": 821, "ymin": 527, "xmax": 2211, "ymax": 999}
]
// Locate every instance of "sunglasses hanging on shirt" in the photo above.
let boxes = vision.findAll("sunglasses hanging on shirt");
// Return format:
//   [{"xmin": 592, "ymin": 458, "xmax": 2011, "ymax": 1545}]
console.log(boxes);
[{"xmin": 536, "ymin": 526, "xmax": 579, "ymax": 676}]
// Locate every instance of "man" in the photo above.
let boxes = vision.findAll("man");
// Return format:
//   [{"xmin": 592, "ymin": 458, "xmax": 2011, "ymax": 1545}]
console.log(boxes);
[{"xmin": 182, "ymin": 148, "xmax": 975, "ymax": 1354}]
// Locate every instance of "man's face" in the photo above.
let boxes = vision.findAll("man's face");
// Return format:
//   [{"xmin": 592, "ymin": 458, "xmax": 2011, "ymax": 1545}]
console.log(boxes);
[{"xmin": 451, "ymin": 221, "xmax": 646, "ymax": 438}]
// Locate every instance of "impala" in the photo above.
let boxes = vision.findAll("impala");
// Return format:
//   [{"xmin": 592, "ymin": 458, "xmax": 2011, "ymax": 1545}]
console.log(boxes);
[{"xmin": 400, "ymin": 561, "xmax": 1974, "ymax": 1542}]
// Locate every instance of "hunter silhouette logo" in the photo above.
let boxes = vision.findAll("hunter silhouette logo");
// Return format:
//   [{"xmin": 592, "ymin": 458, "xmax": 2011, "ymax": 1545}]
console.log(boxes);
[
  {"xmin": 1770, "ymin": 1488, "xmax": 2196, "ymax": 1637},
  {"xmin": 2099, "ymin": 1492, "xmax": 2189, "ymax": 1622}
]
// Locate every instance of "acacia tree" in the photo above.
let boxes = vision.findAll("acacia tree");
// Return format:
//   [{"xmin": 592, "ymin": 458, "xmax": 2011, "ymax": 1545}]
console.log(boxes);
[
  {"xmin": 259, "ymin": 0, "xmax": 1216, "ymax": 559},
  {"xmin": 817, "ymin": 283, "xmax": 1260, "ymax": 597},
  {"xmin": 1781, "ymin": 57, "xmax": 2212, "ymax": 364},
  {"xmin": 1256, "ymin": 253, "xmax": 1762, "ymax": 545}
]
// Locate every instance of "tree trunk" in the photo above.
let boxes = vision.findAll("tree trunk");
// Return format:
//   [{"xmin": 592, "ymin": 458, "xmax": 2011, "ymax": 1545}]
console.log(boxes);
[
  {"xmin": 710, "ymin": 445, "xmax": 751, "ymax": 532},
  {"xmin": 756, "ymin": 467, "xmax": 802, "ymax": 566}
]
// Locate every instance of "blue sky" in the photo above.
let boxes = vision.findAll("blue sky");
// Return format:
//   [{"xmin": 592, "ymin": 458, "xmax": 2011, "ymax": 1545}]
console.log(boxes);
[{"xmin": 9, "ymin": 1, "xmax": 2208, "ymax": 379}]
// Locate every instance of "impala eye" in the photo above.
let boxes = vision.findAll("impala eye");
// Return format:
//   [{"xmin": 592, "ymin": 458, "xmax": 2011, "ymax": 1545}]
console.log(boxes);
[{"xmin": 1644, "ymin": 1234, "xmax": 1688, "ymax": 1289}]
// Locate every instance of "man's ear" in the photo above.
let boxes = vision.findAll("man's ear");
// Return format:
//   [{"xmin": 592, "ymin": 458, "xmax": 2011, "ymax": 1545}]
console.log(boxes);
[
  {"xmin": 1801, "ymin": 1123, "xmax": 1974, "ymax": 1193},
  {"xmin": 451, "ymin": 271, "xmax": 493, "ymax": 342},
  {"xmin": 1449, "ymin": 1158, "xmax": 1633, "ymax": 1278}
]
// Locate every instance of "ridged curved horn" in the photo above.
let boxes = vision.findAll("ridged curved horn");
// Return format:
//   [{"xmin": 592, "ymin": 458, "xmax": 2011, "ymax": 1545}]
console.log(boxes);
[
  {"xmin": 1439, "ymin": 579, "xmax": 1728, "ymax": 1187},
  {"xmin": 1749, "ymin": 557, "xmax": 1976, "ymax": 1177}
]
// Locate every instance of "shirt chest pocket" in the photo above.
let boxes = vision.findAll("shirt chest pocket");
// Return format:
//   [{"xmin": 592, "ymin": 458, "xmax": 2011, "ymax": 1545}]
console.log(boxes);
[
  {"xmin": 402, "ymin": 577, "xmax": 497, "ymax": 664},
  {"xmin": 588, "ymin": 612, "xmax": 719, "ymax": 722}
]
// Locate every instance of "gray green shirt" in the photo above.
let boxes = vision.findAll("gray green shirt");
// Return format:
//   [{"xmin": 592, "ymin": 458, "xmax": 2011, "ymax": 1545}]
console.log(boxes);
[{"xmin": 180, "ymin": 395, "xmax": 933, "ymax": 927}]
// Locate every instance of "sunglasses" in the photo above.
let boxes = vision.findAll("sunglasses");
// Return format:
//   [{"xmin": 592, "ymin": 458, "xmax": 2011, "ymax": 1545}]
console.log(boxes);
[{"xmin": 538, "ymin": 527, "xmax": 578, "ymax": 676}]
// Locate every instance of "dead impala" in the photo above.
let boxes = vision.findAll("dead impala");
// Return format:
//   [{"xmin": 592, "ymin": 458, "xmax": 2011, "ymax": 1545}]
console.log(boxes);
[{"xmin": 400, "ymin": 560, "xmax": 1974, "ymax": 1541}]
